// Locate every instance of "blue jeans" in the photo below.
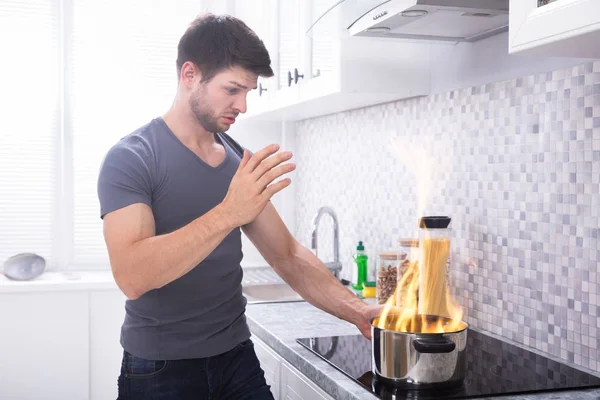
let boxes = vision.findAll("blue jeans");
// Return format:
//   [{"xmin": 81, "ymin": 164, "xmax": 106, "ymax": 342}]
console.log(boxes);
[{"xmin": 117, "ymin": 339, "xmax": 274, "ymax": 400}]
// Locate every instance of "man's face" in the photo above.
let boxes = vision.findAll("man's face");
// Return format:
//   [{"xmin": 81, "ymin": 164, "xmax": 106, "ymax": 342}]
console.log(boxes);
[{"xmin": 189, "ymin": 65, "xmax": 258, "ymax": 133}]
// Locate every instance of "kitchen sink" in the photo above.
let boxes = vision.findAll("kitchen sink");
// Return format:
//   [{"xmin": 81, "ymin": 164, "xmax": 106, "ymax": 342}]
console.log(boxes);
[{"xmin": 242, "ymin": 283, "xmax": 304, "ymax": 304}]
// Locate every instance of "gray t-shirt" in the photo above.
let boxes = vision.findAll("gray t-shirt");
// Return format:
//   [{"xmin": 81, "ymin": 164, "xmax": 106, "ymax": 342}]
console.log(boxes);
[{"xmin": 97, "ymin": 117, "xmax": 250, "ymax": 360}]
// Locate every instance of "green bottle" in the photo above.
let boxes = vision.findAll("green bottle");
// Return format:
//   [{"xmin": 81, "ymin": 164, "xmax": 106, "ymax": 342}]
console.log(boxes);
[{"xmin": 352, "ymin": 241, "xmax": 368, "ymax": 290}]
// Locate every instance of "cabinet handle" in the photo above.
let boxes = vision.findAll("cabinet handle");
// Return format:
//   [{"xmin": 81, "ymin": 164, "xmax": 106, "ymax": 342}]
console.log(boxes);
[
  {"xmin": 294, "ymin": 68, "xmax": 304, "ymax": 84},
  {"xmin": 287, "ymin": 68, "xmax": 305, "ymax": 87},
  {"xmin": 259, "ymin": 82, "xmax": 267, "ymax": 96}
]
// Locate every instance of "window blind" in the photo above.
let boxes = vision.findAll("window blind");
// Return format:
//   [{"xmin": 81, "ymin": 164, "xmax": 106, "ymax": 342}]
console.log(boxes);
[
  {"xmin": 0, "ymin": 0, "xmax": 60, "ymax": 268},
  {"xmin": 69, "ymin": 0, "xmax": 202, "ymax": 267}
]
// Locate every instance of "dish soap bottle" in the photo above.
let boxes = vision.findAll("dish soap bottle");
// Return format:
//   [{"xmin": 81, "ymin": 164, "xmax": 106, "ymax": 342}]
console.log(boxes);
[{"xmin": 352, "ymin": 241, "xmax": 368, "ymax": 290}]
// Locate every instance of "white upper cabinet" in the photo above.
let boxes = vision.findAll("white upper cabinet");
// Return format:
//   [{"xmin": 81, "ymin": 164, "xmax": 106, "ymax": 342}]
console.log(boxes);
[
  {"xmin": 277, "ymin": 0, "xmax": 303, "ymax": 90},
  {"xmin": 240, "ymin": 0, "xmax": 431, "ymax": 123},
  {"xmin": 308, "ymin": 0, "xmax": 339, "ymax": 82},
  {"xmin": 509, "ymin": 0, "xmax": 600, "ymax": 58}
]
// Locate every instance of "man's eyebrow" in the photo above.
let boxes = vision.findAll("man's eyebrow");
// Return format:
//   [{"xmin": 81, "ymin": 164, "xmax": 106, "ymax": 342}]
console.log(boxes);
[
  {"xmin": 228, "ymin": 81, "xmax": 257, "ymax": 90},
  {"xmin": 228, "ymin": 81, "xmax": 247, "ymax": 89}
]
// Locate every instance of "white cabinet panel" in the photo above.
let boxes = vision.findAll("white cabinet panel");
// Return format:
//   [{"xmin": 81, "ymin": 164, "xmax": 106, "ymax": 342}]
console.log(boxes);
[
  {"xmin": 252, "ymin": 335, "xmax": 282, "ymax": 400},
  {"xmin": 89, "ymin": 290, "xmax": 127, "ymax": 400},
  {"xmin": 509, "ymin": 0, "xmax": 600, "ymax": 58},
  {"xmin": 280, "ymin": 361, "xmax": 334, "ymax": 400},
  {"xmin": 233, "ymin": 0, "xmax": 278, "ymax": 97},
  {"xmin": 251, "ymin": 335, "xmax": 334, "ymax": 400},
  {"xmin": 277, "ymin": 0, "xmax": 302, "ymax": 90},
  {"xmin": 0, "ymin": 292, "xmax": 89, "ymax": 400},
  {"xmin": 309, "ymin": 0, "xmax": 338, "ymax": 81}
]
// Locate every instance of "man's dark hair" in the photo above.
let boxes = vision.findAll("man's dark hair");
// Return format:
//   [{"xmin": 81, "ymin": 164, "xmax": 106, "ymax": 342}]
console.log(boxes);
[{"xmin": 177, "ymin": 13, "xmax": 274, "ymax": 82}]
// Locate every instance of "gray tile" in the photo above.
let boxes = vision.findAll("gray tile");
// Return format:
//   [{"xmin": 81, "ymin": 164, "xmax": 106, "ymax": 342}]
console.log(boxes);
[{"xmin": 294, "ymin": 61, "xmax": 600, "ymax": 373}]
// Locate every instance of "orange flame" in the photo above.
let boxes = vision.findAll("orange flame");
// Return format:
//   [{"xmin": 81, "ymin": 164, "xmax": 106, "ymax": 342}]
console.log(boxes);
[
  {"xmin": 373, "ymin": 236, "xmax": 464, "ymax": 333},
  {"xmin": 373, "ymin": 139, "xmax": 466, "ymax": 333}
]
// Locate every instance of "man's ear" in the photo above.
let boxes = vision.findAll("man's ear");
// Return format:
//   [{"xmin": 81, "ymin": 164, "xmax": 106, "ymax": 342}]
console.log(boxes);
[{"xmin": 180, "ymin": 61, "xmax": 200, "ymax": 88}]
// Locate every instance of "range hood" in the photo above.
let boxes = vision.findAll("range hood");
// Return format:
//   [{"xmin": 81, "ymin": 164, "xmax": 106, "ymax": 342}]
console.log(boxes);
[{"xmin": 313, "ymin": 0, "xmax": 510, "ymax": 44}]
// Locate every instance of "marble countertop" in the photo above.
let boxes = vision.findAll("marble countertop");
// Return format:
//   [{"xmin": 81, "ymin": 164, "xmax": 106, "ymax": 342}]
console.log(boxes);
[{"xmin": 244, "ymin": 300, "xmax": 600, "ymax": 400}]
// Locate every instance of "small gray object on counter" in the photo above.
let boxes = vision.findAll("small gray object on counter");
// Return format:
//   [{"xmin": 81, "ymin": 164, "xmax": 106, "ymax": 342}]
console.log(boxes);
[{"xmin": 3, "ymin": 253, "xmax": 46, "ymax": 280}]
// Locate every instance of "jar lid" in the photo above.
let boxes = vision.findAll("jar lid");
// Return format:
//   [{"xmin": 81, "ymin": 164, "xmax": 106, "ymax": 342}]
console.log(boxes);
[
  {"xmin": 398, "ymin": 238, "xmax": 419, "ymax": 247},
  {"xmin": 377, "ymin": 251, "xmax": 400, "ymax": 260},
  {"xmin": 419, "ymin": 216, "xmax": 451, "ymax": 229}
]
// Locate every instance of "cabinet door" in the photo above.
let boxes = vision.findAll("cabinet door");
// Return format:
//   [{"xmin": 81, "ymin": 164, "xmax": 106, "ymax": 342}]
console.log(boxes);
[
  {"xmin": 0, "ymin": 292, "xmax": 89, "ymax": 400},
  {"xmin": 233, "ymin": 0, "xmax": 278, "ymax": 97},
  {"xmin": 308, "ymin": 0, "xmax": 339, "ymax": 81},
  {"xmin": 252, "ymin": 335, "xmax": 281, "ymax": 400},
  {"xmin": 280, "ymin": 361, "xmax": 334, "ymax": 400},
  {"xmin": 89, "ymin": 290, "xmax": 127, "ymax": 400},
  {"xmin": 277, "ymin": 0, "xmax": 302, "ymax": 90},
  {"xmin": 509, "ymin": 0, "xmax": 600, "ymax": 58}
]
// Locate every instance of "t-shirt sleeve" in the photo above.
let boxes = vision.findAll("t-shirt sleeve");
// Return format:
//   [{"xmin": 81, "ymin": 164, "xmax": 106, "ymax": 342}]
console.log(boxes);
[{"xmin": 97, "ymin": 141, "xmax": 153, "ymax": 219}]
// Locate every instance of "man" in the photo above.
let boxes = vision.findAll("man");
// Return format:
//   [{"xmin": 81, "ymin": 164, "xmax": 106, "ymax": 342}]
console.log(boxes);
[{"xmin": 98, "ymin": 13, "xmax": 380, "ymax": 400}]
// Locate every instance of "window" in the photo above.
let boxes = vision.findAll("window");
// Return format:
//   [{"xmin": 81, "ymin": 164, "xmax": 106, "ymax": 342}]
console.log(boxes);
[{"xmin": 1, "ymin": 0, "xmax": 204, "ymax": 270}]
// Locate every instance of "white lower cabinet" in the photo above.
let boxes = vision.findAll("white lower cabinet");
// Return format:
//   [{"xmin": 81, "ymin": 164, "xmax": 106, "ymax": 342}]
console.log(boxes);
[
  {"xmin": 89, "ymin": 290, "xmax": 127, "ymax": 400},
  {"xmin": 0, "ymin": 287, "xmax": 127, "ymax": 400},
  {"xmin": 280, "ymin": 361, "xmax": 334, "ymax": 400},
  {"xmin": 252, "ymin": 335, "xmax": 334, "ymax": 400},
  {"xmin": 0, "ymin": 292, "xmax": 90, "ymax": 400},
  {"xmin": 0, "ymin": 286, "xmax": 332, "ymax": 400},
  {"xmin": 253, "ymin": 334, "xmax": 282, "ymax": 399}
]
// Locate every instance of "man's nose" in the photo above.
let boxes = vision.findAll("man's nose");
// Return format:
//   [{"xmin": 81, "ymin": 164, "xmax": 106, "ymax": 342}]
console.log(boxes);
[{"xmin": 232, "ymin": 95, "xmax": 247, "ymax": 114}]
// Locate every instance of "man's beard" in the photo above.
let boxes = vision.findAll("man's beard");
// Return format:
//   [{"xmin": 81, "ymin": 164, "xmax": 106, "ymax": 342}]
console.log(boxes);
[{"xmin": 189, "ymin": 89, "xmax": 224, "ymax": 133}]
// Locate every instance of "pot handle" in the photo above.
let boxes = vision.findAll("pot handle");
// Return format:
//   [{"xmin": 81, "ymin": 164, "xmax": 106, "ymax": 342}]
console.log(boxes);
[{"xmin": 413, "ymin": 338, "xmax": 456, "ymax": 354}]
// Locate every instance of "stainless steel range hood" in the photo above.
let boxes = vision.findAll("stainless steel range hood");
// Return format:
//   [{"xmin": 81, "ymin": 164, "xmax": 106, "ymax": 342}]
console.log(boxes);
[{"xmin": 310, "ymin": 0, "xmax": 510, "ymax": 44}]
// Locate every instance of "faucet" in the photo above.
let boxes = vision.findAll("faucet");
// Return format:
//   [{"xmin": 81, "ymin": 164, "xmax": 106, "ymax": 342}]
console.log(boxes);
[{"xmin": 310, "ymin": 206, "xmax": 342, "ymax": 278}]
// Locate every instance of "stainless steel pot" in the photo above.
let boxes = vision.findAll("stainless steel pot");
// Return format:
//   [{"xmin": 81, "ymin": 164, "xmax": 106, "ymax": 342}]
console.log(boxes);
[{"xmin": 371, "ymin": 314, "xmax": 468, "ymax": 389}]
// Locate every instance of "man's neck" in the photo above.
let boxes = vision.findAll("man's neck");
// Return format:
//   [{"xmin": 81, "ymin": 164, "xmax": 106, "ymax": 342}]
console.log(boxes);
[{"xmin": 162, "ymin": 105, "xmax": 215, "ymax": 150}]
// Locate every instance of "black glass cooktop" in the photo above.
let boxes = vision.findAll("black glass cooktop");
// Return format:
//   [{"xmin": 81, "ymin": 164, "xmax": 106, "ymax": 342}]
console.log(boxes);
[{"xmin": 297, "ymin": 329, "xmax": 600, "ymax": 399}]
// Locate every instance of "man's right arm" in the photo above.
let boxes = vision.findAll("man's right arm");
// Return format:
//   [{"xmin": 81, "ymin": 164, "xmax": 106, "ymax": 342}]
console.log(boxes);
[
  {"xmin": 102, "ymin": 144, "xmax": 295, "ymax": 300},
  {"xmin": 103, "ymin": 202, "xmax": 236, "ymax": 299}
]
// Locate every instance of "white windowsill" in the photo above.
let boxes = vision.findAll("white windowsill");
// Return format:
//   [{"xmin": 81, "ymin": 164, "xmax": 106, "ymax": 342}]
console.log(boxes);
[
  {"xmin": 0, "ymin": 262, "xmax": 272, "ymax": 294},
  {"xmin": 0, "ymin": 270, "xmax": 119, "ymax": 294}
]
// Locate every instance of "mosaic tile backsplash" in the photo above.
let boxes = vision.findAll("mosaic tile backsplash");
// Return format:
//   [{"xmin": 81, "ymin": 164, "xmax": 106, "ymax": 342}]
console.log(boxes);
[{"xmin": 293, "ymin": 61, "xmax": 600, "ymax": 373}]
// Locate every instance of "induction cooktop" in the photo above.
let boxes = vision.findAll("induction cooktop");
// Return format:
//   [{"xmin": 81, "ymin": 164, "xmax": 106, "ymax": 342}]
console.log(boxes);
[{"xmin": 297, "ymin": 329, "xmax": 600, "ymax": 399}]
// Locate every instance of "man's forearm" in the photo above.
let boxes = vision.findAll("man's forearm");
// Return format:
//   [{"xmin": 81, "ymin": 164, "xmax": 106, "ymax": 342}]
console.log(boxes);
[
  {"xmin": 115, "ymin": 204, "xmax": 236, "ymax": 299},
  {"xmin": 273, "ymin": 241, "xmax": 369, "ymax": 327}
]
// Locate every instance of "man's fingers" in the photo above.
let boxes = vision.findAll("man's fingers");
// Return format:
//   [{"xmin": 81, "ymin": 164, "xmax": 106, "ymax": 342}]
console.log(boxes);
[
  {"xmin": 262, "ymin": 178, "xmax": 292, "ymax": 200},
  {"xmin": 252, "ymin": 151, "xmax": 293, "ymax": 179},
  {"xmin": 256, "ymin": 163, "xmax": 296, "ymax": 189},
  {"xmin": 238, "ymin": 150, "xmax": 251, "ymax": 169},
  {"xmin": 244, "ymin": 144, "xmax": 280, "ymax": 173}
]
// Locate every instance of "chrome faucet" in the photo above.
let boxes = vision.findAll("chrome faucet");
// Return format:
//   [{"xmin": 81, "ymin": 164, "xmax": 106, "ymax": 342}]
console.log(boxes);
[{"xmin": 310, "ymin": 206, "xmax": 342, "ymax": 278}]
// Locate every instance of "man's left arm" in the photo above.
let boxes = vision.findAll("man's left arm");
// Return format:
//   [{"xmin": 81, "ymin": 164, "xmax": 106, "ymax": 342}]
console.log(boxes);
[{"xmin": 242, "ymin": 202, "xmax": 381, "ymax": 338}]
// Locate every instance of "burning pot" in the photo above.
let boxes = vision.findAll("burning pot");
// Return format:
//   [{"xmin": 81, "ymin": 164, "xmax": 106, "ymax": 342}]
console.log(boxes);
[{"xmin": 371, "ymin": 314, "xmax": 468, "ymax": 389}]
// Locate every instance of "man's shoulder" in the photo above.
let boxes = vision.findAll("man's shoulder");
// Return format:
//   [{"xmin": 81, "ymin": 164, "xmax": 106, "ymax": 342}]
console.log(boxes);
[
  {"xmin": 101, "ymin": 118, "xmax": 166, "ymax": 172},
  {"xmin": 107, "ymin": 118, "xmax": 165, "ymax": 158}
]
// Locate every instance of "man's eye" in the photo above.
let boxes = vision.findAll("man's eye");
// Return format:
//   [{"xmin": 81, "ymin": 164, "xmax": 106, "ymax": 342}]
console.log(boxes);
[{"xmin": 227, "ymin": 88, "xmax": 239, "ymax": 95}]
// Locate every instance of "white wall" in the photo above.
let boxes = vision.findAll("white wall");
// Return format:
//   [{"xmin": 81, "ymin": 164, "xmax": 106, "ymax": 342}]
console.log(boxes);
[
  {"xmin": 227, "ymin": 120, "xmax": 298, "ymax": 267},
  {"xmin": 428, "ymin": 31, "xmax": 592, "ymax": 95}
]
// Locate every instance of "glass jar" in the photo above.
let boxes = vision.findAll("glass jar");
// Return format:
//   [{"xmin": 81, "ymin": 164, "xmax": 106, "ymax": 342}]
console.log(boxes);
[
  {"xmin": 376, "ymin": 251, "xmax": 400, "ymax": 305},
  {"xmin": 417, "ymin": 216, "xmax": 452, "ymax": 317},
  {"xmin": 396, "ymin": 238, "xmax": 419, "ymax": 308}
]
